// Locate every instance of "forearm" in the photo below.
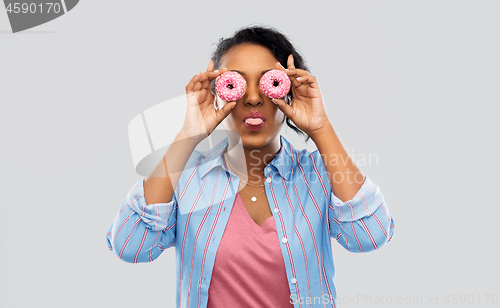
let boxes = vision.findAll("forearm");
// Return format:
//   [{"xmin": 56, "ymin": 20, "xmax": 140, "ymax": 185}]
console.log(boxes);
[
  {"xmin": 310, "ymin": 122, "xmax": 365, "ymax": 202},
  {"xmin": 144, "ymin": 132, "xmax": 200, "ymax": 205}
]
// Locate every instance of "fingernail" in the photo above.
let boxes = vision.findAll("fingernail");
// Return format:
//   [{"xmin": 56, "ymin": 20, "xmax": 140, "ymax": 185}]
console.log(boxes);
[
  {"xmin": 296, "ymin": 76, "xmax": 301, "ymax": 80},
  {"xmin": 272, "ymin": 98, "xmax": 277, "ymax": 105},
  {"xmin": 231, "ymin": 104, "xmax": 236, "ymax": 109},
  {"xmin": 214, "ymin": 70, "xmax": 219, "ymax": 73},
  {"xmin": 285, "ymin": 69, "xmax": 289, "ymax": 71}
]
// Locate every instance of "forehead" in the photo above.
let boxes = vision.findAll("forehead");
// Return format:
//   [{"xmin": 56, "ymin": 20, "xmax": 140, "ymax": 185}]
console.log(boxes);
[{"xmin": 220, "ymin": 43, "xmax": 278, "ymax": 69}]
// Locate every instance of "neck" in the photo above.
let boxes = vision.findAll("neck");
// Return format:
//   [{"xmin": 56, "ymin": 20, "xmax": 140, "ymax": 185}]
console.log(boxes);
[{"xmin": 225, "ymin": 135, "xmax": 281, "ymax": 184}]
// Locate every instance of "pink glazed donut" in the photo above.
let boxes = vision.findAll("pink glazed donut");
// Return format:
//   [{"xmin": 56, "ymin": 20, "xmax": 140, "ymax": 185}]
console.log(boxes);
[
  {"xmin": 215, "ymin": 71, "xmax": 247, "ymax": 102},
  {"xmin": 259, "ymin": 69, "xmax": 291, "ymax": 99}
]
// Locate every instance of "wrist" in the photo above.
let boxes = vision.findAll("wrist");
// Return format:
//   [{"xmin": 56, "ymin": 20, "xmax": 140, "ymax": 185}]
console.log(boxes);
[
  {"xmin": 309, "ymin": 121, "xmax": 333, "ymax": 141},
  {"xmin": 176, "ymin": 131, "xmax": 204, "ymax": 146}
]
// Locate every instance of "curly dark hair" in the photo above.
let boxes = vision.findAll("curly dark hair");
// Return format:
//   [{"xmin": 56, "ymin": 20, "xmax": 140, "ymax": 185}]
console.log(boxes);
[{"xmin": 210, "ymin": 24, "xmax": 311, "ymax": 143}]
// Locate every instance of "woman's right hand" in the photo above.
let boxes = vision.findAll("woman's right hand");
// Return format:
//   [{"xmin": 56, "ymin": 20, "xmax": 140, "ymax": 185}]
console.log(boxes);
[{"xmin": 180, "ymin": 60, "xmax": 236, "ymax": 142}]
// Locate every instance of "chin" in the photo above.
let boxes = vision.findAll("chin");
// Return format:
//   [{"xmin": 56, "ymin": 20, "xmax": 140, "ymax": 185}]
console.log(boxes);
[{"xmin": 242, "ymin": 131, "xmax": 275, "ymax": 147}]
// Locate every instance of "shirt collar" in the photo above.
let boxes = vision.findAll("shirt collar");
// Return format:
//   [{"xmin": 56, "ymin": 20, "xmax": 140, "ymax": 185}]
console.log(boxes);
[{"xmin": 200, "ymin": 135, "xmax": 295, "ymax": 181}]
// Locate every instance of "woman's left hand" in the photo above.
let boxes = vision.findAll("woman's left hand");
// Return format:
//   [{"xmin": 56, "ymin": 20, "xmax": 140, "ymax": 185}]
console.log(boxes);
[{"xmin": 272, "ymin": 54, "xmax": 331, "ymax": 138}]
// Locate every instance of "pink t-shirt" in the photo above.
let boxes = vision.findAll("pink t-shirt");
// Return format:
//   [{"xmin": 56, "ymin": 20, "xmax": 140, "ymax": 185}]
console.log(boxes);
[{"xmin": 207, "ymin": 192, "xmax": 294, "ymax": 308}]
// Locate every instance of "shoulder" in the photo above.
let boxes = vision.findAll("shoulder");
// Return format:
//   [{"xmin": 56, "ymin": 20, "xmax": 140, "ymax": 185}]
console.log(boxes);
[
  {"xmin": 294, "ymin": 149, "xmax": 327, "ymax": 179},
  {"xmin": 178, "ymin": 138, "xmax": 227, "ymax": 182},
  {"xmin": 280, "ymin": 135, "xmax": 326, "ymax": 179}
]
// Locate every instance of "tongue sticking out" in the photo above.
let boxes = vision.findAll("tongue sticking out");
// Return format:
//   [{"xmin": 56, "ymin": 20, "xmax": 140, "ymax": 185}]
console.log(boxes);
[{"xmin": 245, "ymin": 118, "xmax": 263, "ymax": 125}]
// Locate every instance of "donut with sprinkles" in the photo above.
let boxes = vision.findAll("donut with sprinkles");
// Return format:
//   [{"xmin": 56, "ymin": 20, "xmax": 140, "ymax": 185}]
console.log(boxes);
[
  {"xmin": 259, "ymin": 69, "xmax": 291, "ymax": 99},
  {"xmin": 215, "ymin": 71, "xmax": 247, "ymax": 102}
]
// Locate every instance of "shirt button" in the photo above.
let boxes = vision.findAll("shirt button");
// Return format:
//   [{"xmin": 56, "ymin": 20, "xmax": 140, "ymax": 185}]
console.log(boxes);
[
  {"xmin": 266, "ymin": 167, "xmax": 272, "ymax": 172},
  {"xmin": 273, "ymin": 208, "xmax": 279, "ymax": 213},
  {"xmin": 291, "ymin": 277, "xmax": 297, "ymax": 284},
  {"xmin": 266, "ymin": 177, "xmax": 272, "ymax": 183},
  {"xmin": 281, "ymin": 237, "xmax": 288, "ymax": 243}
]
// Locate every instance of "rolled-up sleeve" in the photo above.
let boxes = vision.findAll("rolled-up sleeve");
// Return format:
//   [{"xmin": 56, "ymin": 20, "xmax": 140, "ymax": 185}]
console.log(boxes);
[
  {"xmin": 106, "ymin": 178, "xmax": 178, "ymax": 263},
  {"xmin": 328, "ymin": 175, "xmax": 395, "ymax": 253}
]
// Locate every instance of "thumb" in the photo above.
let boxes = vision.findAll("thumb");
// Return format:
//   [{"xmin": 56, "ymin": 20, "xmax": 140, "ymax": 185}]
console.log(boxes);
[
  {"xmin": 272, "ymin": 97, "xmax": 293, "ymax": 118},
  {"xmin": 217, "ymin": 101, "xmax": 237, "ymax": 121}
]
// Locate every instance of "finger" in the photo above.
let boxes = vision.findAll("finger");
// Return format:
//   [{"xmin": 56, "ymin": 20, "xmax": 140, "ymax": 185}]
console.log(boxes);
[
  {"xmin": 185, "ymin": 74, "xmax": 205, "ymax": 106},
  {"xmin": 275, "ymin": 62, "xmax": 299, "ymax": 87},
  {"xmin": 273, "ymin": 63, "xmax": 318, "ymax": 94},
  {"xmin": 216, "ymin": 101, "xmax": 237, "ymax": 121},
  {"xmin": 192, "ymin": 73, "xmax": 205, "ymax": 92},
  {"xmin": 189, "ymin": 72, "xmax": 217, "ymax": 95},
  {"xmin": 199, "ymin": 67, "xmax": 229, "ymax": 91},
  {"xmin": 206, "ymin": 60, "xmax": 214, "ymax": 72},
  {"xmin": 275, "ymin": 62, "xmax": 308, "ymax": 78},
  {"xmin": 287, "ymin": 69, "xmax": 309, "ymax": 77},
  {"xmin": 282, "ymin": 68, "xmax": 310, "ymax": 88},
  {"xmin": 202, "ymin": 78, "xmax": 212, "ymax": 92},
  {"xmin": 294, "ymin": 75, "xmax": 319, "ymax": 89},
  {"xmin": 199, "ymin": 67, "xmax": 229, "ymax": 83},
  {"xmin": 271, "ymin": 97, "xmax": 293, "ymax": 119},
  {"xmin": 186, "ymin": 72, "xmax": 202, "ymax": 93},
  {"xmin": 290, "ymin": 75, "xmax": 303, "ymax": 88},
  {"xmin": 287, "ymin": 54, "xmax": 296, "ymax": 69},
  {"xmin": 276, "ymin": 61, "xmax": 287, "ymax": 70},
  {"xmin": 290, "ymin": 76, "xmax": 309, "ymax": 88},
  {"xmin": 197, "ymin": 72, "xmax": 220, "ymax": 93}
]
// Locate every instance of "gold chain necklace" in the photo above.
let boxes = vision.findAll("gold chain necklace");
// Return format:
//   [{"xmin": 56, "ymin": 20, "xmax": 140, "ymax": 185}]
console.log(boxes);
[
  {"xmin": 241, "ymin": 187, "xmax": 266, "ymax": 202},
  {"xmin": 224, "ymin": 150, "xmax": 266, "ymax": 202}
]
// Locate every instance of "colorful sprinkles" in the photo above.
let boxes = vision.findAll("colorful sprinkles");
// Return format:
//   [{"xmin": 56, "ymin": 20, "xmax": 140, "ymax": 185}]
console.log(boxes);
[
  {"xmin": 259, "ymin": 69, "xmax": 291, "ymax": 99},
  {"xmin": 215, "ymin": 71, "xmax": 247, "ymax": 102}
]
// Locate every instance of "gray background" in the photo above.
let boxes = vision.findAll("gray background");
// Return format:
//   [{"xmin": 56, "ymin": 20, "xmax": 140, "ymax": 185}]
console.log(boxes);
[{"xmin": 1, "ymin": 0, "xmax": 499, "ymax": 307}]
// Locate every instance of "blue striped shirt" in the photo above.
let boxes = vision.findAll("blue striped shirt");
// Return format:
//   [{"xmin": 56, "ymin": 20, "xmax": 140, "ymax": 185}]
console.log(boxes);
[{"xmin": 106, "ymin": 134, "xmax": 395, "ymax": 308}]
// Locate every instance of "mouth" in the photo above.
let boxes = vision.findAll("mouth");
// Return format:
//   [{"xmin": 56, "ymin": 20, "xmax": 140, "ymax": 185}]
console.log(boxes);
[{"xmin": 242, "ymin": 112, "xmax": 266, "ymax": 132}]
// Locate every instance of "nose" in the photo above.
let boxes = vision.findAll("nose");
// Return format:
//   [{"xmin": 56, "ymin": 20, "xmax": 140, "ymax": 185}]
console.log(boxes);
[{"xmin": 243, "ymin": 81, "xmax": 264, "ymax": 108}]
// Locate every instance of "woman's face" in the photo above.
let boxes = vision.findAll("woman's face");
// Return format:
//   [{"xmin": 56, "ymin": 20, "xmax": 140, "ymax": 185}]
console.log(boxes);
[{"xmin": 216, "ymin": 43, "xmax": 286, "ymax": 149}]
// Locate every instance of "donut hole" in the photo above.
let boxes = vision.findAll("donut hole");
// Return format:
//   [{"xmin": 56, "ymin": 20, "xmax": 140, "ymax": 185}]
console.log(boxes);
[
  {"xmin": 273, "ymin": 80, "xmax": 280, "ymax": 87},
  {"xmin": 227, "ymin": 84, "xmax": 234, "ymax": 89}
]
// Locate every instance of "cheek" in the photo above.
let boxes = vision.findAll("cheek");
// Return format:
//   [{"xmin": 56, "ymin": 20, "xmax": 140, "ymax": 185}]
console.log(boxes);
[
  {"xmin": 221, "ymin": 114, "xmax": 237, "ymax": 130},
  {"xmin": 273, "ymin": 109, "xmax": 286, "ymax": 123}
]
